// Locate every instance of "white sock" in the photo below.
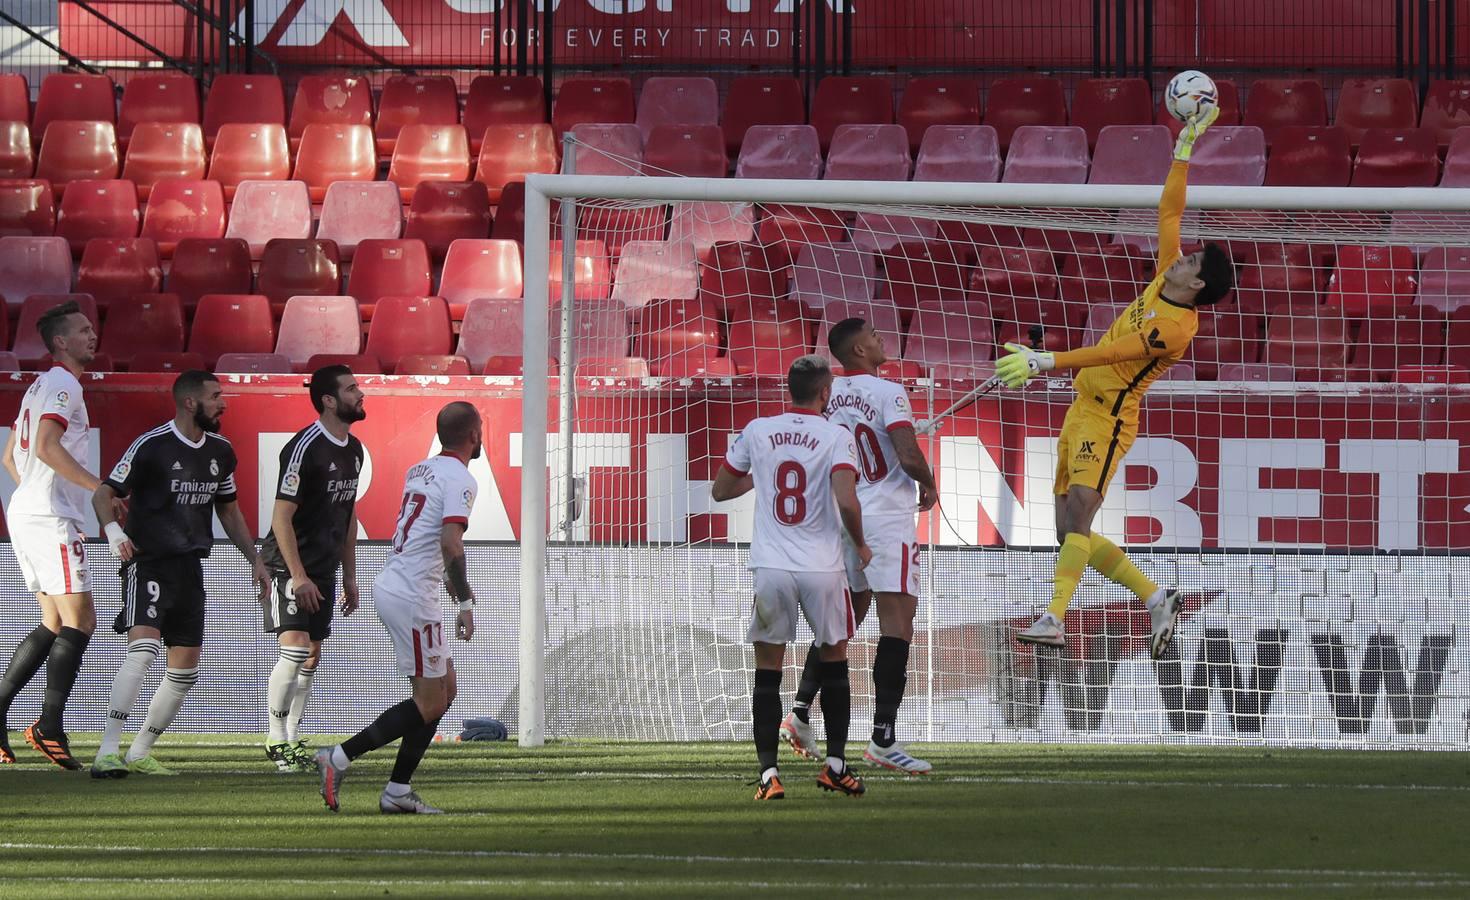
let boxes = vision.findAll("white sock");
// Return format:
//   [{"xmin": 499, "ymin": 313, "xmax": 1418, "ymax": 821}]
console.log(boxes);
[
  {"xmin": 826, "ymin": 756, "xmax": 845, "ymax": 773},
  {"xmin": 760, "ymin": 766, "xmax": 778, "ymax": 783},
  {"xmin": 330, "ymin": 744, "xmax": 350, "ymax": 769},
  {"xmin": 267, "ymin": 647, "xmax": 310, "ymax": 743},
  {"xmin": 125, "ymin": 667, "xmax": 198, "ymax": 762},
  {"xmin": 384, "ymin": 780, "xmax": 413, "ymax": 797},
  {"xmin": 98, "ymin": 638, "xmax": 160, "ymax": 758},
  {"xmin": 286, "ymin": 665, "xmax": 317, "ymax": 742}
]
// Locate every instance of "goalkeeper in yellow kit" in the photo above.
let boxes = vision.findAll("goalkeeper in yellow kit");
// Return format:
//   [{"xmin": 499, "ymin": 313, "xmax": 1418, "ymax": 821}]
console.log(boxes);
[{"xmin": 999, "ymin": 107, "xmax": 1234, "ymax": 659}]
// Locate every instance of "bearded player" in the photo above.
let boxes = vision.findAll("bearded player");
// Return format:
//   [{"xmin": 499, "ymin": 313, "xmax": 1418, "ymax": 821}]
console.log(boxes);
[{"xmin": 1003, "ymin": 107, "xmax": 1234, "ymax": 658}]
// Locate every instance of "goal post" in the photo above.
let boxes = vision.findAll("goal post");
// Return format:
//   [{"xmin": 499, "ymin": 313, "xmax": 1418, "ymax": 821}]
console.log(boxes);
[{"xmin": 519, "ymin": 172, "xmax": 1470, "ymax": 750}]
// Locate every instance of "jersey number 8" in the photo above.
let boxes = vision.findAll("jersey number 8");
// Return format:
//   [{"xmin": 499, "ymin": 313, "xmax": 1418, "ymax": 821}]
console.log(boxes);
[{"xmin": 773, "ymin": 460, "xmax": 807, "ymax": 525}]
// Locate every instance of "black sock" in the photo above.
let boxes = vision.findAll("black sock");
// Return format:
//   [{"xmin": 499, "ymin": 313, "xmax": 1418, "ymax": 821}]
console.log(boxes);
[
  {"xmin": 390, "ymin": 716, "xmax": 441, "ymax": 785},
  {"xmin": 0, "ymin": 626, "xmax": 57, "ymax": 725},
  {"xmin": 341, "ymin": 699, "xmax": 425, "ymax": 761},
  {"xmin": 818, "ymin": 659, "xmax": 851, "ymax": 763},
  {"xmin": 870, "ymin": 636, "xmax": 911, "ymax": 747},
  {"xmin": 752, "ymin": 668, "xmax": 783, "ymax": 773},
  {"xmin": 791, "ymin": 643, "xmax": 821, "ymax": 723},
  {"xmin": 38, "ymin": 627, "xmax": 90, "ymax": 734}
]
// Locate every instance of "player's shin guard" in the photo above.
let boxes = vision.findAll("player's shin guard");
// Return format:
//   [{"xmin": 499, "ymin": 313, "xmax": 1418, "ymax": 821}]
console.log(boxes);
[
  {"xmin": 341, "ymin": 699, "xmax": 425, "ymax": 761},
  {"xmin": 267, "ymin": 646, "xmax": 311, "ymax": 743},
  {"xmin": 1088, "ymin": 533, "xmax": 1160, "ymax": 602},
  {"xmin": 126, "ymin": 666, "xmax": 198, "ymax": 762},
  {"xmin": 37, "ymin": 627, "xmax": 89, "ymax": 734},
  {"xmin": 0, "ymin": 625, "xmax": 56, "ymax": 724},
  {"xmin": 752, "ymin": 668, "xmax": 783, "ymax": 773},
  {"xmin": 871, "ymin": 636, "xmax": 910, "ymax": 747},
  {"xmin": 287, "ymin": 665, "xmax": 316, "ymax": 741},
  {"xmin": 1048, "ymin": 532, "xmax": 1093, "ymax": 620},
  {"xmin": 790, "ymin": 643, "xmax": 821, "ymax": 724},
  {"xmin": 98, "ymin": 638, "xmax": 161, "ymax": 758},
  {"xmin": 818, "ymin": 659, "xmax": 851, "ymax": 765},
  {"xmin": 389, "ymin": 716, "xmax": 441, "ymax": 786}
]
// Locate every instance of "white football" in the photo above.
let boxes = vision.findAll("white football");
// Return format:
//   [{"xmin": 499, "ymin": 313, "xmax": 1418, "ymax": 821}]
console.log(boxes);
[{"xmin": 1165, "ymin": 70, "xmax": 1219, "ymax": 122}]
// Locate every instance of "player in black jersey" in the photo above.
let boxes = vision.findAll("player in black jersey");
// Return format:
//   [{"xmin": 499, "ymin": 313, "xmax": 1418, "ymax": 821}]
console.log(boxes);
[
  {"xmin": 88, "ymin": 371, "xmax": 270, "ymax": 778},
  {"xmin": 258, "ymin": 365, "xmax": 366, "ymax": 772}
]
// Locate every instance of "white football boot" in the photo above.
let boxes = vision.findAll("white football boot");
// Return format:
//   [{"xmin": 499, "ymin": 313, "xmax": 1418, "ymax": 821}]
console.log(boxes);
[
  {"xmin": 779, "ymin": 711, "xmax": 820, "ymax": 761},
  {"xmin": 863, "ymin": 741, "xmax": 933, "ymax": 775},
  {"xmin": 1016, "ymin": 612, "xmax": 1065, "ymax": 649},
  {"xmin": 1148, "ymin": 588, "xmax": 1184, "ymax": 660}
]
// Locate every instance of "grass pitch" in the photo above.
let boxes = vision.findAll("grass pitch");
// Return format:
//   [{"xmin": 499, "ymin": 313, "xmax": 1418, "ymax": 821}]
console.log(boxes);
[{"xmin": 1, "ymin": 734, "xmax": 1467, "ymax": 897}]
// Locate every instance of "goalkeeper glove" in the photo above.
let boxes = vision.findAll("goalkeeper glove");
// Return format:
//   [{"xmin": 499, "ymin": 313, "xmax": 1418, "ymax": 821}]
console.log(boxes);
[
  {"xmin": 1172, "ymin": 105, "xmax": 1221, "ymax": 162},
  {"xmin": 994, "ymin": 342, "xmax": 1055, "ymax": 389}
]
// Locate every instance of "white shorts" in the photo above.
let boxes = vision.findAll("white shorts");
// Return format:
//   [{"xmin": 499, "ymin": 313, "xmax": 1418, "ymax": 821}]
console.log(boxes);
[
  {"xmin": 844, "ymin": 513, "xmax": 920, "ymax": 596},
  {"xmin": 10, "ymin": 515, "xmax": 90, "ymax": 595},
  {"xmin": 375, "ymin": 586, "xmax": 451, "ymax": 679},
  {"xmin": 746, "ymin": 568, "xmax": 853, "ymax": 647}
]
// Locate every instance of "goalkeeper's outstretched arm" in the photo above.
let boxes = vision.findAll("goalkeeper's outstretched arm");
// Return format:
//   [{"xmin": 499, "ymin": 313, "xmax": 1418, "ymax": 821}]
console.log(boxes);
[{"xmin": 1158, "ymin": 105, "xmax": 1218, "ymax": 268}]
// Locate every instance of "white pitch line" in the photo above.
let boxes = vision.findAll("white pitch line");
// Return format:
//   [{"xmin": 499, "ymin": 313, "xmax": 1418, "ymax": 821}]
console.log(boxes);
[{"xmin": 1, "ymin": 842, "xmax": 1466, "ymax": 884}]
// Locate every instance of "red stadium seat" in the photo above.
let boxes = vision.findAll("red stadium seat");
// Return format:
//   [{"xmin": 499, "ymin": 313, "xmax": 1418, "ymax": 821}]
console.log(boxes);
[
  {"xmin": 100, "ymin": 291, "xmax": 184, "ymax": 369},
  {"xmin": 569, "ymin": 123, "xmax": 643, "ymax": 176},
  {"xmin": 905, "ymin": 302, "xmax": 995, "ymax": 374},
  {"xmin": 1264, "ymin": 126, "xmax": 1351, "ymax": 187},
  {"xmin": 388, "ymin": 124, "xmax": 471, "ymax": 199},
  {"xmin": 128, "ymin": 351, "xmax": 203, "ymax": 372},
  {"xmin": 1243, "ymin": 79, "xmax": 1328, "ymax": 143},
  {"xmin": 552, "ymin": 78, "xmax": 635, "ymax": 138},
  {"xmin": 549, "ymin": 298, "xmax": 630, "ymax": 364},
  {"xmin": 36, "ymin": 121, "xmax": 120, "ymax": 193},
  {"xmin": 33, "ymin": 74, "xmax": 115, "ymax": 140},
  {"xmin": 405, "ymin": 181, "xmax": 491, "ymax": 260},
  {"xmin": 1080, "ymin": 302, "xmax": 1130, "ymax": 348},
  {"xmin": 439, "ymin": 239, "xmax": 523, "ymax": 319},
  {"xmin": 636, "ymin": 76, "xmax": 718, "ymax": 139},
  {"xmin": 575, "ymin": 202, "xmax": 667, "ymax": 260},
  {"xmin": 1350, "ymin": 128, "xmax": 1439, "ymax": 187},
  {"xmin": 1443, "ymin": 128, "xmax": 1470, "ymax": 186},
  {"xmin": 667, "ymin": 200, "xmax": 754, "ymax": 253},
  {"xmin": 643, "ymin": 125, "xmax": 727, "ymax": 177},
  {"xmin": 347, "ymin": 239, "xmax": 432, "ymax": 311},
  {"xmin": 490, "ymin": 180, "xmax": 526, "ymax": 241},
  {"xmin": 1188, "ymin": 309, "xmax": 1261, "ymax": 380},
  {"xmin": 1158, "ymin": 79, "xmax": 1241, "ymax": 138},
  {"xmin": 257, "ymin": 239, "xmax": 341, "ymax": 307},
  {"xmin": 1420, "ymin": 80, "xmax": 1470, "ymax": 147},
  {"xmin": 632, "ymin": 296, "xmax": 718, "ymax": 375},
  {"xmin": 117, "ymin": 74, "xmax": 199, "ymax": 144},
  {"xmin": 1071, "ymin": 78, "xmax": 1154, "ymax": 148},
  {"xmin": 811, "ymin": 76, "xmax": 893, "ymax": 152},
  {"xmin": 792, "ymin": 243, "xmax": 877, "ymax": 312},
  {"xmin": 1325, "ymin": 245, "xmax": 1417, "ymax": 315},
  {"xmin": 276, "ymin": 295, "xmax": 362, "ymax": 370},
  {"xmin": 214, "ymin": 352, "xmax": 292, "ymax": 373},
  {"xmin": 0, "ymin": 74, "xmax": 29, "ymax": 124},
  {"xmin": 1188, "ymin": 126, "xmax": 1267, "ymax": 185},
  {"xmin": 305, "ymin": 352, "xmax": 381, "ymax": 374},
  {"xmin": 611, "ymin": 240, "xmax": 697, "ymax": 308},
  {"xmin": 292, "ymin": 123, "xmax": 376, "ymax": 201},
  {"xmin": 475, "ymin": 123, "xmax": 557, "ymax": 203},
  {"xmin": 365, "ymin": 295, "xmax": 452, "ymax": 373},
  {"xmin": 698, "ymin": 241, "xmax": 789, "ymax": 315},
  {"xmin": 722, "ymin": 76, "xmax": 805, "ymax": 157},
  {"xmin": 288, "ymin": 76, "xmax": 373, "ymax": 146},
  {"xmin": 814, "ymin": 297, "xmax": 902, "ymax": 362},
  {"xmin": 1002, "ymin": 126, "xmax": 1089, "ymax": 184},
  {"xmin": 755, "ymin": 200, "xmax": 844, "ymax": 255},
  {"xmin": 897, "ymin": 77, "xmax": 981, "ymax": 154},
  {"xmin": 975, "ymin": 248, "xmax": 1070, "ymax": 349},
  {"xmin": 735, "ymin": 125, "xmax": 822, "ymax": 179},
  {"xmin": 985, "ymin": 77, "xmax": 1066, "ymax": 151},
  {"xmin": 0, "ymin": 352, "xmax": 18, "ymax": 372},
  {"xmin": 374, "ymin": 76, "xmax": 459, "ymax": 156},
  {"xmin": 658, "ymin": 354, "xmax": 733, "ymax": 378},
  {"xmin": 1088, "ymin": 125, "xmax": 1172, "ymax": 185},
  {"xmin": 1264, "ymin": 305, "xmax": 1351, "ymax": 379},
  {"xmin": 121, "ymin": 122, "xmax": 206, "ymax": 197},
  {"xmin": 0, "ymin": 121, "xmax": 33, "ymax": 178},
  {"xmin": 824, "ymin": 124, "xmax": 911, "ymax": 181},
  {"xmin": 140, "ymin": 178, "xmax": 225, "ymax": 255},
  {"xmin": 1334, "ymin": 78, "xmax": 1418, "ymax": 146},
  {"xmin": 465, "ymin": 76, "xmax": 546, "ymax": 152},
  {"xmin": 397, "ymin": 354, "xmax": 470, "ymax": 376},
  {"xmin": 1397, "ymin": 364, "xmax": 1470, "ymax": 384},
  {"xmin": 547, "ymin": 239, "xmax": 612, "ymax": 301},
  {"xmin": 572, "ymin": 356, "xmax": 646, "ymax": 378},
  {"xmin": 316, "ymin": 181, "xmax": 403, "ymax": 260},
  {"xmin": 1234, "ymin": 243, "xmax": 1320, "ymax": 315},
  {"xmin": 1449, "ymin": 308, "xmax": 1470, "ymax": 360},
  {"xmin": 56, "ymin": 179, "xmax": 139, "ymax": 252},
  {"xmin": 12, "ymin": 293, "xmax": 98, "ymax": 364},
  {"xmin": 189, "ymin": 293, "xmax": 275, "ymax": 366},
  {"xmin": 202, "ymin": 74, "xmax": 286, "ymax": 143},
  {"xmin": 75, "ymin": 237, "xmax": 162, "ymax": 309},
  {"xmin": 1350, "ymin": 307, "xmax": 1445, "ymax": 380},
  {"xmin": 167, "ymin": 238, "xmax": 252, "ymax": 309},
  {"xmin": 207, "ymin": 124, "xmax": 290, "ymax": 197},
  {"xmin": 0, "ymin": 236, "xmax": 71, "ymax": 309},
  {"xmin": 1058, "ymin": 242, "xmax": 1146, "ymax": 305},
  {"xmin": 1416, "ymin": 247, "xmax": 1470, "ymax": 315},
  {"xmin": 913, "ymin": 125, "xmax": 1000, "ymax": 185},
  {"xmin": 881, "ymin": 240, "xmax": 968, "ymax": 312},
  {"xmin": 456, "ymin": 297, "xmax": 524, "ymax": 372},
  {"xmin": 0, "ymin": 180, "xmax": 55, "ymax": 236},
  {"xmin": 224, "ymin": 180, "xmax": 312, "ymax": 258}
]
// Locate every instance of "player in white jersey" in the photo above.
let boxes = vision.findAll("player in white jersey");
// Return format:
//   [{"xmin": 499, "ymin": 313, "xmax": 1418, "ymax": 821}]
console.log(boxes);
[
  {"xmin": 315, "ymin": 402, "xmax": 480, "ymax": 815},
  {"xmin": 0, "ymin": 301, "xmax": 102, "ymax": 769},
  {"xmin": 712, "ymin": 355, "xmax": 870, "ymax": 800},
  {"xmin": 783, "ymin": 318, "xmax": 940, "ymax": 775}
]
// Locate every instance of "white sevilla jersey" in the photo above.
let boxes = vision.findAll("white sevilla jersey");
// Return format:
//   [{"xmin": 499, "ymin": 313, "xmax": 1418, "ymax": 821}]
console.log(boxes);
[
  {"xmin": 9, "ymin": 366, "xmax": 91, "ymax": 522},
  {"xmin": 825, "ymin": 374, "xmax": 917, "ymax": 517},
  {"xmin": 723, "ymin": 410, "xmax": 859, "ymax": 573},
  {"xmin": 375, "ymin": 454, "xmax": 477, "ymax": 601}
]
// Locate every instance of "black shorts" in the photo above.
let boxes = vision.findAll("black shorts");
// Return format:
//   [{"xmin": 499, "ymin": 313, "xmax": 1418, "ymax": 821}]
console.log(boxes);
[
  {"xmin": 263, "ymin": 569, "xmax": 338, "ymax": 642},
  {"xmin": 113, "ymin": 556, "xmax": 206, "ymax": 648}
]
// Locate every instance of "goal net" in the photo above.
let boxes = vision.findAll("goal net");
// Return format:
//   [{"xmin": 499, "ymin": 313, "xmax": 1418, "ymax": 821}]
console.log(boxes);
[{"xmin": 516, "ymin": 166, "xmax": 1470, "ymax": 751}]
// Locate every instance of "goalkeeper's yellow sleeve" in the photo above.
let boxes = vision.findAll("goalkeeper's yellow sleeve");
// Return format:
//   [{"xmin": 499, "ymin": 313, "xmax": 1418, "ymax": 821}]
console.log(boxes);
[{"xmin": 1156, "ymin": 160, "xmax": 1188, "ymax": 271}]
